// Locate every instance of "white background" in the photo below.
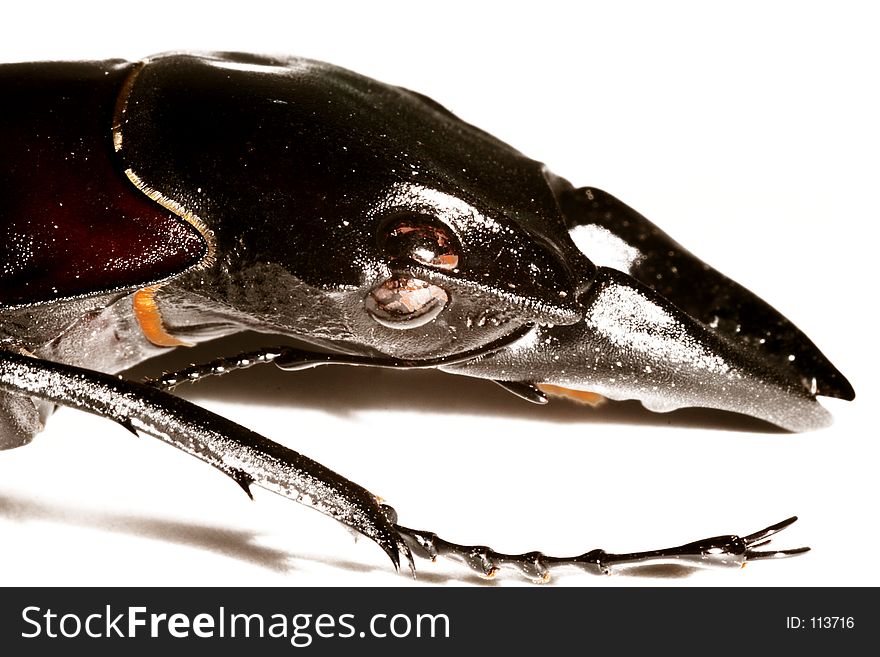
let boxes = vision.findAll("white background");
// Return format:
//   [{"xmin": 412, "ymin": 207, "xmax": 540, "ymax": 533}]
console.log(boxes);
[{"xmin": 0, "ymin": 1, "xmax": 876, "ymax": 587}]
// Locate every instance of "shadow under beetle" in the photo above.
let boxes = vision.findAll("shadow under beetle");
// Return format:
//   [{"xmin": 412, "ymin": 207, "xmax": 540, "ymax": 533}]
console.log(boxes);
[{"xmin": 0, "ymin": 52, "xmax": 854, "ymax": 581}]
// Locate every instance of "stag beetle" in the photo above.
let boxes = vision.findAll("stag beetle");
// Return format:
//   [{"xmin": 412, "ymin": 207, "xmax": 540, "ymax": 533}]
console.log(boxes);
[{"xmin": 0, "ymin": 52, "xmax": 854, "ymax": 582}]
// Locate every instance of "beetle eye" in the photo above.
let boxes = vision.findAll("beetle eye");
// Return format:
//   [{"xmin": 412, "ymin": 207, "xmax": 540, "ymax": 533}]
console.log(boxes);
[
  {"xmin": 381, "ymin": 217, "xmax": 459, "ymax": 271},
  {"xmin": 365, "ymin": 276, "xmax": 449, "ymax": 329}
]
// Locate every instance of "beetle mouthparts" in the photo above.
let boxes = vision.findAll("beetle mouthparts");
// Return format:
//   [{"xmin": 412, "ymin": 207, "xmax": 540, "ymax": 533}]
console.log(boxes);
[{"xmin": 556, "ymin": 186, "xmax": 854, "ymax": 404}]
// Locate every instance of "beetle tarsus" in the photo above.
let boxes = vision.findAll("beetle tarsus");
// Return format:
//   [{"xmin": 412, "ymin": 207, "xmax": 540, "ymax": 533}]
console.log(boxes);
[
  {"xmin": 393, "ymin": 516, "xmax": 808, "ymax": 582},
  {"xmin": 741, "ymin": 516, "xmax": 810, "ymax": 561}
]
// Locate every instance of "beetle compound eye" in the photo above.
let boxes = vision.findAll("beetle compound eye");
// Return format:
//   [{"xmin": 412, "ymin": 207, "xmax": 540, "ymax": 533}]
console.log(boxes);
[
  {"xmin": 365, "ymin": 277, "xmax": 449, "ymax": 329},
  {"xmin": 380, "ymin": 217, "xmax": 460, "ymax": 271}
]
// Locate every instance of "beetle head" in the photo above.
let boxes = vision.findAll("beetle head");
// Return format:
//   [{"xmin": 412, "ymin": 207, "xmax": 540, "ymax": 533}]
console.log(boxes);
[
  {"xmin": 117, "ymin": 53, "xmax": 852, "ymax": 430},
  {"xmin": 116, "ymin": 52, "xmax": 591, "ymax": 358}
]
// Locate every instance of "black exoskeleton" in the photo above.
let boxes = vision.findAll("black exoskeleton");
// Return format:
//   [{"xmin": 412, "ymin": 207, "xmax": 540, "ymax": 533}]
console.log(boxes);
[{"xmin": 0, "ymin": 53, "xmax": 853, "ymax": 580}]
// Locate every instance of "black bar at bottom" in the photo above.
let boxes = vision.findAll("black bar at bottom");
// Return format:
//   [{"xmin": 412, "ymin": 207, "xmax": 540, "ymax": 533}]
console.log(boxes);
[{"xmin": 0, "ymin": 587, "xmax": 869, "ymax": 653}]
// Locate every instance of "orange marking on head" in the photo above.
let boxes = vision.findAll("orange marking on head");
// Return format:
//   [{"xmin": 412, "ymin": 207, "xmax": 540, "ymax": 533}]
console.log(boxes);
[
  {"xmin": 133, "ymin": 286, "xmax": 191, "ymax": 347},
  {"xmin": 436, "ymin": 254, "xmax": 459, "ymax": 268},
  {"xmin": 537, "ymin": 384, "xmax": 606, "ymax": 407}
]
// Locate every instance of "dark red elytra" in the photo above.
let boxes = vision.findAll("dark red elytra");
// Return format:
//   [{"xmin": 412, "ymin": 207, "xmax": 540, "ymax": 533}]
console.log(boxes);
[{"xmin": 0, "ymin": 61, "xmax": 205, "ymax": 308}]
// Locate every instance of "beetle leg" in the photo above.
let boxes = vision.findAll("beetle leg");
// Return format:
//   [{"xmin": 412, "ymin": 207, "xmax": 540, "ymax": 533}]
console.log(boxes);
[
  {"xmin": 0, "ymin": 350, "xmax": 413, "ymax": 573},
  {"xmin": 146, "ymin": 328, "xmax": 547, "ymax": 407},
  {"xmin": 142, "ymin": 346, "xmax": 808, "ymax": 580},
  {"xmin": 148, "ymin": 347, "xmax": 291, "ymax": 390},
  {"xmin": 392, "ymin": 514, "xmax": 807, "ymax": 582},
  {"xmin": 149, "ymin": 348, "xmax": 550, "ymax": 408},
  {"xmin": 152, "ymin": 348, "xmax": 552, "ymax": 407}
]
